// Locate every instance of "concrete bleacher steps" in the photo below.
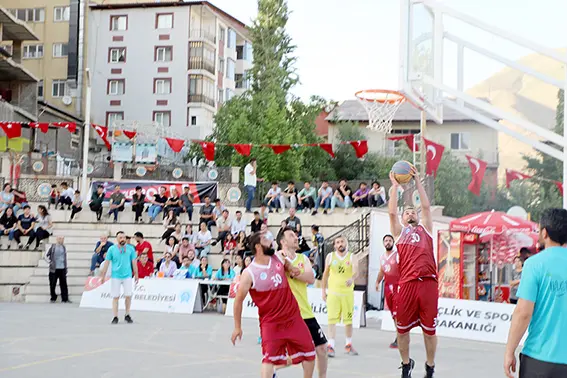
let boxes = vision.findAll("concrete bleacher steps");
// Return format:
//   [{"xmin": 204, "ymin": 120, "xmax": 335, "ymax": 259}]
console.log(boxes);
[{"xmin": 0, "ymin": 202, "xmax": 364, "ymax": 303}]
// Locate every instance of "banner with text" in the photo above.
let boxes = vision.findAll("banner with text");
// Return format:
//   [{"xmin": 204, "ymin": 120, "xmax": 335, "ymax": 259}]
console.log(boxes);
[
  {"xmin": 381, "ymin": 297, "xmax": 519, "ymax": 344},
  {"xmin": 90, "ymin": 180, "xmax": 217, "ymax": 205},
  {"xmin": 225, "ymin": 288, "xmax": 365, "ymax": 328},
  {"xmin": 80, "ymin": 278, "xmax": 199, "ymax": 314}
]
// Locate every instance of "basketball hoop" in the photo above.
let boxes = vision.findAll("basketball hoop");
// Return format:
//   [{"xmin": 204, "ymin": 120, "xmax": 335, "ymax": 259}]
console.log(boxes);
[{"xmin": 355, "ymin": 89, "xmax": 407, "ymax": 133}]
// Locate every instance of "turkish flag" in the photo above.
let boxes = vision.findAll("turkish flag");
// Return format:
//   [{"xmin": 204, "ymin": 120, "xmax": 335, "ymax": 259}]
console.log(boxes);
[
  {"xmin": 92, "ymin": 124, "xmax": 111, "ymax": 150},
  {"xmin": 423, "ymin": 138, "xmax": 444, "ymax": 177},
  {"xmin": 0, "ymin": 122, "xmax": 22, "ymax": 139},
  {"xmin": 388, "ymin": 134, "xmax": 419, "ymax": 151},
  {"xmin": 123, "ymin": 130, "xmax": 137, "ymax": 140},
  {"xmin": 29, "ymin": 122, "xmax": 50, "ymax": 133},
  {"xmin": 555, "ymin": 181, "xmax": 564, "ymax": 196},
  {"xmin": 505, "ymin": 169, "xmax": 532, "ymax": 188},
  {"xmin": 465, "ymin": 155, "xmax": 487, "ymax": 196},
  {"xmin": 199, "ymin": 141, "xmax": 215, "ymax": 161},
  {"xmin": 318, "ymin": 143, "xmax": 335, "ymax": 158},
  {"xmin": 268, "ymin": 144, "xmax": 292, "ymax": 155},
  {"xmin": 165, "ymin": 137, "xmax": 185, "ymax": 153},
  {"xmin": 52, "ymin": 122, "xmax": 77, "ymax": 133},
  {"xmin": 231, "ymin": 144, "xmax": 252, "ymax": 156},
  {"xmin": 349, "ymin": 140, "xmax": 368, "ymax": 158}
]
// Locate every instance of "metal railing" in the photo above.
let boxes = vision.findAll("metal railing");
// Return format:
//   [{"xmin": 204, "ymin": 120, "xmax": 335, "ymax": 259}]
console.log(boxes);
[
  {"xmin": 188, "ymin": 59, "xmax": 215, "ymax": 75},
  {"xmin": 188, "ymin": 94, "xmax": 215, "ymax": 107},
  {"xmin": 189, "ymin": 29, "xmax": 216, "ymax": 44}
]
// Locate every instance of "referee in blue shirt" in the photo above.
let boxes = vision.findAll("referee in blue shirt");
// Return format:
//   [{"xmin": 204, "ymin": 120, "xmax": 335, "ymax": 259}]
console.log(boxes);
[{"xmin": 505, "ymin": 208, "xmax": 567, "ymax": 377}]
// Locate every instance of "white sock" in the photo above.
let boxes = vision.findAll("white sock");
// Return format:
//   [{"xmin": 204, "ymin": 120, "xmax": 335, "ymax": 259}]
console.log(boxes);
[
  {"xmin": 346, "ymin": 337, "xmax": 352, "ymax": 345},
  {"xmin": 328, "ymin": 339, "xmax": 335, "ymax": 348}
]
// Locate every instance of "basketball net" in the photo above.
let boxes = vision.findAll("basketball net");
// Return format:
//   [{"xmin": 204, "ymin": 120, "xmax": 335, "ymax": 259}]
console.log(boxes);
[{"xmin": 355, "ymin": 90, "xmax": 406, "ymax": 134}]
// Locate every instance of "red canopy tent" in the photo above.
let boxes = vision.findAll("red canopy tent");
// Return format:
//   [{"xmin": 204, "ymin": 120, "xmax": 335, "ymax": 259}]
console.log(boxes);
[{"xmin": 449, "ymin": 210, "xmax": 538, "ymax": 235}]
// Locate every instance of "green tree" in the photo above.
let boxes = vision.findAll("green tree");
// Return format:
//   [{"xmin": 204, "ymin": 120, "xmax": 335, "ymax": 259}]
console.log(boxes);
[{"xmin": 188, "ymin": 0, "xmax": 331, "ymax": 181}]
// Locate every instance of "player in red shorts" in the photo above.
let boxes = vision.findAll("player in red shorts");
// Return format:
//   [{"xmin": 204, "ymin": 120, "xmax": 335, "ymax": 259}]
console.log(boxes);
[
  {"xmin": 388, "ymin": 168, "xmax": 438, "ymax": 378},
  {"xmin": 375, "ymin": 234, "xmax": 399, "ymax": 349},
  {"xmin": 231, "ymin": 232, "xmax": 316, "ymax": 378}
]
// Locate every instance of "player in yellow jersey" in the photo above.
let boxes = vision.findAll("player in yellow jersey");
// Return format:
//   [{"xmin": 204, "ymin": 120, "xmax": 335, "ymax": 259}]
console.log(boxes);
[
  {"xmin": 321, "ymin": 235, "xmax": 359, "ymax": 357},
  {"xmin": 280, "ymin": 227, "xmax": 328, "ymax": 378}
]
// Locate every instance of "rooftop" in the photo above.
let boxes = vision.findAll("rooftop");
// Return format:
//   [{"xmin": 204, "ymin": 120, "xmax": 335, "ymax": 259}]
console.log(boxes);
[
  {"xmin": 326, "ymin": 99, "xmax": 500, "ymax": 123},
  {"xmin": 0, "ymin": 7, "xmax": 39, "ymax": 42}
]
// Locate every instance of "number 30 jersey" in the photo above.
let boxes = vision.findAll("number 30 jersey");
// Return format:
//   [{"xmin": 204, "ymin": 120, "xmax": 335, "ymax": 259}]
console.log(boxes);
[
  {"xmin": 245, "ymin": 255, "xmax": 302, "ymax": 337},
  {"xmin": 396, "ymin": 224, "xmax": 437, "ymax": 284}
]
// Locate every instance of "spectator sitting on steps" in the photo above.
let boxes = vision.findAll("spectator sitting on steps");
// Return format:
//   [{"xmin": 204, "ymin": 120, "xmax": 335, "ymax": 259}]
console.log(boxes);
[
  {"xmin": 250, "ymin": 211, "xmax": 263, "ymax": 233},
  {"xmin": 69, "ymin": 190, "xmax": 83, "ymax": 222},
  {"xmin": 48, "ymin": 184, "xmax": 59, "ymax": 210},
  {"xmin": 298, "ymin": 181, "xmax": 316, "ymax": 213},
  {"xmin": 14, "ymin": 205, "xmax": 36, "ymax": 250},
  {"xmin": 57, "ymin": 182, "xmax": 74, "ymax": 210},
  {"xmin": 198, "ymin": 195, "xmax": 215, "ymax": 230},
  {"xmin": 0, "ymin": 207, "xmax": 17, "ymax": 249},
  {"xmin": 90, "ymin": 234, "xmax": 113, "ymax": 276},
  {"xmin": 148, "ymin": 186, "xmax": 168, "ymax": 223},
  {"xmin": 34, "ymin": 205, "xmax": 53, "ymax": 249},
  {"xmin": 89, "ymin": 185, "xmax": 105, "ymax": 221},
  {"xmin": 12, "ymin": 188, "xmax": 29, "ymax": 215},
  {"xmin": 137, "ymin": 252, "xmax": 154, "ymax": 279},
  {"xmin": 134, "ymin": 232, "xmax": 153, "ymax": 263},
  {"xmin": 180, "ymin": 186, "xmax": 194, "ymax": 222},
  {"xmin": 131, "ymin": 186, "xmax": 145, "ymax": 223},
  {"xmin": 107, "ymin": 185, "xmax": 125, "ymax": 223},
  {"xmin": 0, "ymin": 183, "xmax": 14, "ymax": 214}
]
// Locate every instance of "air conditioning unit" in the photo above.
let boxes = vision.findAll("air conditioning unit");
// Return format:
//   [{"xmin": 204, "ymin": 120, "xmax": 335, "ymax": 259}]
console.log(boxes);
[{"xmin": 0, "ymin": 88, "xmax": 12, "ymax": 102}]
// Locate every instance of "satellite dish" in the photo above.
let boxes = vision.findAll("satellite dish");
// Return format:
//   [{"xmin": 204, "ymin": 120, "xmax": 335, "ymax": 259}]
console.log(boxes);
[
  {"xmin": 62, "ymin": 95, "xmax": 73, "ymax": 106},
  {"xmin": 507, "ymin": 206, "xmax": 528, "ymax": 220}
]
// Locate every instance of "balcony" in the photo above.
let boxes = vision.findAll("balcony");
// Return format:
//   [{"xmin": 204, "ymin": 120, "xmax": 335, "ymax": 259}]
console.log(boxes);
[
  {"xmin": 188, "ymin": 58, "xmax": 215, "ymax": 76},
  {"xmin": 189, "ymin": 29, "xmax": 216, "ymax": 45},
  {"xmin": 188, "ymin": 94, "xmax": 215, "ymax": 108}
]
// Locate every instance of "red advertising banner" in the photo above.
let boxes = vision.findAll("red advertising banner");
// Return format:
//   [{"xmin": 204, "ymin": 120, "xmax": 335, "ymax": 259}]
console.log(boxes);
[{"xmin": 90, "ymin": 180, "xmax": 218, "ymax": 204}]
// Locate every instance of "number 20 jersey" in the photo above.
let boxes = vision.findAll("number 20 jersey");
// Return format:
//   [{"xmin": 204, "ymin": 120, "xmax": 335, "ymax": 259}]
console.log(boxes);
[{"xmin": 396, "ymin": 224, "xmax": 437, "ymax": 284}]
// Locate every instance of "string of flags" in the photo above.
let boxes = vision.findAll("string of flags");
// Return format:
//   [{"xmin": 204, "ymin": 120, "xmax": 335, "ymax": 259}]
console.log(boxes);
[
  {"xmin": 388, "ymin": 134, "xmax": 564, "ymax": 196},
  {"xmin": 0, "ymin": 121, "xmax": 77, "ymax": 139},
  {"xmin": 90, "ymin": 123, "xmax": 369, "ymax": 161}
]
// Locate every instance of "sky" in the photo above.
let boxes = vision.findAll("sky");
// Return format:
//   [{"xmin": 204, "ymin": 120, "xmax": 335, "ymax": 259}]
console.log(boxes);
[{"xmin": 210, "ymin": 0, "xmax": 566, "ymax": 102}]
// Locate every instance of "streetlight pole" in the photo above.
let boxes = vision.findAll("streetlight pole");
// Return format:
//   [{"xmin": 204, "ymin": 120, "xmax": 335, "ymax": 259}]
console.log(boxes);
[{"xmin": 81, "ymin": 68, "xmax": 91, "ymax": 205}]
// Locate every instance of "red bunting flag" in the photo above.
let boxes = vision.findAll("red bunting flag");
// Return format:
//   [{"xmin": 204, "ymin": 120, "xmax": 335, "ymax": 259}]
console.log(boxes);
[
  {"xmin": 0, "ymin": 122, "xmax": 22, "ymax": 139},
  {"xmin": 318, "ymin": 143, "xmax": 335, "ymax": 158},
  {"xmin": 388, "ymin": 134, "xmax": 419, "ymax": 151},
  {"xmin": 268, "ymin": 144, "xmax": 292, "ymax": 155},
  {"xmin": 555, "ymin": 181, "xmax": 564, "ymax": 196},
  {"xmin": 231, "ymin": 144, "xmax": 252, "ymax": 156},
  {"xmin": 465, "ymin": 155, "xmax": 488, "ymax": 196},
  {"xmin": 165, "ymin": 137, "xmax": 185, "ymax": 153},
  {"xmin": 52, "ymin": 122, "xmax": 76, "ymax": 133},
  {"xmin": 92, "ymin": 124, "xmax": 111, "ymax": 150},
  {"xmin": 349, "ymin": 140, "xmax": 368, "ymax": 158},
  {"xmin": 423, "ymin": 138, "xmax": 445, "ymax": 177},
  {"xmin": 505, "ymin": 169, "xmax": 532, "ymax": 188},
  {"xmin": 199, "ymin": 141, "xmax": 215, "ymax": 161},
  {"xmin": 123, "ymin": 130, "xmax": 137, "ymax": 140},
  {"xmin": 29, "ymin": 122, "xmax": 50, "ymax": 133}
]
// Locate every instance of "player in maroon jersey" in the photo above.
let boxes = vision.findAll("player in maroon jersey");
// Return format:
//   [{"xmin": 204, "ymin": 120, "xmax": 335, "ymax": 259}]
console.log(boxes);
[
  {"xmin": 231, "ymin": 232, "xmax": 316, "ymax": 378},
  {"xmin": 388, "ymin": 168, "xmax": 438, "ymax": 378},
  {"xmin": 375, "ymin": 234, "xmax": 400, "ymax": 349}
]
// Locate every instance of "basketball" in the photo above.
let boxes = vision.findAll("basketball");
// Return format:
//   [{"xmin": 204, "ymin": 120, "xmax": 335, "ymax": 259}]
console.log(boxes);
[{"xmin": 391, "ymin": 160, "xmax": 415, "ymax": 185}]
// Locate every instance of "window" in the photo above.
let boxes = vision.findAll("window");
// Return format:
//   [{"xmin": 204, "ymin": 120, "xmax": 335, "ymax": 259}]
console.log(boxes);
[
  {"xmin": 451, "ymin": 132, "xmax": 470, "ymax": 150},
  {"xmin": 155, "ymin": 46, "xmax": 172, "ymax": 62},
  {"xmin": 108, "ymin": 79, "xmax": 125, "ymax": 95},
  {"xmin": 219, "ymin": 27, "xmax": 226, "ymax": 42},
  {"xmin": 154, "ymin": 78, "xmax": 172, "ymax": 94},
  {"xmin": 235, "ymin": 73, "xmax": 244, "ymax": 89},
  {"xmin": 156, "ymin": 13, "xmax": 173, "ymax": 29},
  {"xmin": 217, "ymin": 88, "xmax": 224, "ymax": 104},
  {"xmin": 1, "ymin": 45, "xmax": 13, "ymax": 55},
  {"xmin": 188, "ymin": 75, "xmax": 215, "ymax": 107},
  {"xmin": 12, "ymin": 8, "xmax": 45, "ymax": 22},
  {"xmin": 52, "ymin": 80, "xmax": 67, "ymax": 97},
  {"xmin": 218, "ymin": 57, "xmax": 224, "ymax": 73},
  {"xmin": 227, "ymin": 28, "xmax": 236, "ymax": 48},
  {"xmin": 153, "ymin": 111, "xmax": 171, "ymax": 126},
  {"xmin": 23, "ymin": 44, "xmax": 44, "ymax": 59},
  {"xmin": 109, "ymin": 47, "xmax": 126, "ymax": 63},
  {"xmin": 38, "ymin": 80, "xmax": 44, "ymax": 99},
  {"xmin": 191, "ymin": 116, "xmax": 197, "ymax": 126},
  {"xmin": 236, "ymin": 46, "xmax": 244, "ymax": 60},
  {"xmin": 226, "ymin": 58, "xmax": 235, "ymax": 80},
  {"xmin": 244, "ymin": 42, "xmax": 253, "ymax": 61},
  {"xmin": 225, "ymin": 88, "xmax": 234, "ymax": 101},
  {"xmin": 52, "ymin": 43, "xmax": 68, "ymax": 57},
  {"xmin": 54, "ymin": 6, "xmax": 70, "ymax": 22},
  {"xmin": 110, "ymin": 15, "xmax": 127, "ymax": 31},
  {"xmin": 107, "ymin": 112, "xmax": 124, "ymax": 126}
]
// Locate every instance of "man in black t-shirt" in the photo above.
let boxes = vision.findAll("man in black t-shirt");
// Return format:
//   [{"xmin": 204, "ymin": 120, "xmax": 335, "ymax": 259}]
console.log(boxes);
[
  {"xmin": 250, "ymin": 211, "xmax": 263, "ymax": 233},
  {"xmin": 14, "ymin": 205, "xmax": 37, "ymax": 250},
  {"xmin": 199, "ymin": 195, "xmax": 215, "ymax": 230},
  {"xmin": 285, "ymin": 207, "xmax": 302, "ymax": 236},
  {"xmin": 331, "ymin": 179, "xmax": 353, "ymax": 213},
  {"xmin": 281, "ymin": 181, "xmax": 298, "ymax": 211},
  {"xmin": 148, "ymin": 186, "xmax": 168, "ymax": 223},
  {"xmin": 164, "ymin": 188, "xmax": 182, "ymax": 216}
]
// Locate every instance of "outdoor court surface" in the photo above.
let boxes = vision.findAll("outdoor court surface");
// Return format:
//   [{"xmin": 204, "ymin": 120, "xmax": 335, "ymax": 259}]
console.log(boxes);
[{"xmin": 0, "ymin": 303, "xmax": 506, "ymax": 378}]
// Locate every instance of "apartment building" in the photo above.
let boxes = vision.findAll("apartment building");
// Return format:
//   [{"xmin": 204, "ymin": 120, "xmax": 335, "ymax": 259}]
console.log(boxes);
[
  {"xmin": 1, "ymin": 1, "xmax": 86, "ymax": 119},
  {"xmin": 88, "ymin": 1, "xmax": 252, "ymax": 142}
]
